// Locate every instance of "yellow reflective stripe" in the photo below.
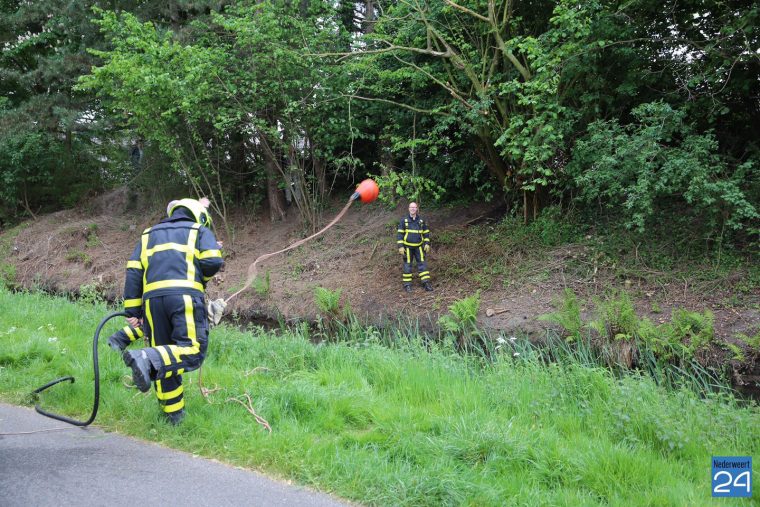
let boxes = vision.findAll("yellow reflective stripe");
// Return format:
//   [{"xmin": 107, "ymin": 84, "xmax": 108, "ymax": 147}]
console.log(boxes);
[
  {"xmin": 146, "ymin": 298, "xmax": 167, "ymax": 377},
  {"xmin": 146, "ymin": 242, "xmax": 192, "ymax": 255},
  {"xmin": 126, "ymin": 260, "xmax": 142, "ymax": 269},
  {"xmin": 203, "ymin": 275, "xmax": 213, "ymax": 282},
  {"xmin": 184, "ymin": 294, "xmax": 198, "ymax": 350},
  {"xmin": 419, "ymin": 271, "xmax": 430, "ymax": 276},
  {"xmin": 144, "ymin": 280, "xmax": 204, "ymax": 293},
  {"xmin": 156, "ymin": 384, "xmax": 183, "ymax": 400},
  {"xmin": 404, "ymin": 229, "xmax": 423, "ymax": 233},
  {"xmin": 124, "ymin": 327, "xmax": 135, "ymax": 341},
  {"xmin": 141, "ymin": 232, "xmax": 149, "ymax": 286},
  {"xmin": 156, "ymin": 346, "xmax": 172, "ymax": 366},
  {"xmin": 124, "ymin": 298, "xmax": 142, "ymax": 308},
  {"xmin": 145, "ymin": 299, "xmax": 154, "ymax": 347},
  {"xmin": 135, "ymin": 327, "xmax": 144, "ymax": 338},
  {"xmin": 168, "ymin": 295, "xmax": 201, "ymax": 362},
  {"xmin": 174, "ymin": 345, "xmax": 200, "ymax": 357},
  {"xmin": 197, "ymin": 249, "xmax": 221, "ymax": 259},
  {"xmin": 406, "ymin": 249, "xmax": 411, "ymax": 263},
  {"xmin": 167, "ymin": 346, "xmax": 181, "ymax": 363},
  {"xmin": 186, "ymin": 226, "xmax": 199, "ymax": 285},
  {"xmin": 402, "ymin": 241, "xmax": 423, "ymax": 246},
  {"xmin": 420, "ymin": 248, "xmax": 425, "ymax": 262},
  {"xmin": 396, "ymin": 229, "xmax": 405, "ymax": 233},
  {"xmin": 163, "ymin": 399, "xmax": 185, "ymax": 413}
]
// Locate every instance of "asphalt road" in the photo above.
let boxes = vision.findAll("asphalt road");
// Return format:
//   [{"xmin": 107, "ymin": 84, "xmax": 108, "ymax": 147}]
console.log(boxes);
[{"xmin": 0, "ymin": 403, "xmax": 351, "ymax": 507}]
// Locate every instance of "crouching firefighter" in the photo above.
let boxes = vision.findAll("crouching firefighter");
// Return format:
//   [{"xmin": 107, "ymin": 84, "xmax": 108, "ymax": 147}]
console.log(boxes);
[{"xmin": 120, "ymin": 198, "xmax": 223, "ymax": 425}]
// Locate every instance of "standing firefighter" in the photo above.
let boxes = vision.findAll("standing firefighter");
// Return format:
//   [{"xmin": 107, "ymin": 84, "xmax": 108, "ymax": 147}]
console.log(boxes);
[
  {"xmin": 397, "ymin": 201, "xmax": 433, "ymax": 292},
  {"xmin": 120, "ymin": 198, "xmax": 223, "ymax": 425}
]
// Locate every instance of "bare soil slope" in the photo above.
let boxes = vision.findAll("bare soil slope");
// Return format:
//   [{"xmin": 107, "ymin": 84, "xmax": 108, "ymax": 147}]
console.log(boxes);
[{"xmin": 3, "ymin": 188, "xmax": 759, "ymax": 393}]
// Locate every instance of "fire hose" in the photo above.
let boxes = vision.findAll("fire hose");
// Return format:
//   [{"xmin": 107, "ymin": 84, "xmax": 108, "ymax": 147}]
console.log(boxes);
[
  {"xmin": 206, "ymin": 178, "xmax": 379, "ymax": 325},
  {"xmin": 30, "ymin": 180, "xmax": 379, "ymax": 425},
  {"xmin": 32, "ymin": 311, "xmax": 127, "ymax": 426}
]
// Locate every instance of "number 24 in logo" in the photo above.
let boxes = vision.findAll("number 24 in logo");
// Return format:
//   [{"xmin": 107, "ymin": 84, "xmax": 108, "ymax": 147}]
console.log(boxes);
[{"xmin": 712, "ymin": 457, "xmax": 752, "ymax": 498}]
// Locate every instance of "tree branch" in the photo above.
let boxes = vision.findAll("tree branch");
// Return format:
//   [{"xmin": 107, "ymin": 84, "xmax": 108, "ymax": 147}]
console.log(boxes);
[
  {"xmin": 313, "ymin": 43, "xmax": 451, "ymax": 62},
  {"xmin": 340, "ymin": 94, "xmax": 449, "ymax": 115},
  {"xmin": 443, "ymin": 0, "xmax": 489, "ymax": 22}
]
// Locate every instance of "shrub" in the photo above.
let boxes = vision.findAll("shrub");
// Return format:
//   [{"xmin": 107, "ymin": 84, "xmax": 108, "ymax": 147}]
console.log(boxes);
[
  {"xmin": 589, "ymin": 291, "xmax": 639, "ymax": 341},
  {"xmin": 527, "ymin": 206, "xmax": 582, "ymax": 246},
  {"xmin": 253, "ymin": 271, "xmax": 270, "ymax": 297},
  {"xmin": 438, "ymin": 292, "xmax": 481, "ymax": 349},
  {"xmin": 568, "ymin": 101, "xmax": 758, "ymax": 237},
  {"xmin": 538, "ymin": 288, "xmax": 583, "ymax": 342},
  {"xmin": 671, "ymin": 308, "xmax": 714, "ymax": 354},
  {"xmin": 314, "ymin": 286, "xmax": 343, "ymax": 316}
]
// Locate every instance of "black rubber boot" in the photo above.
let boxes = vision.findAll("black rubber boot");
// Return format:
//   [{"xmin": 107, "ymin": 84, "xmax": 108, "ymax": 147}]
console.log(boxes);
[
  {"xmin": 164, "ymin": 409, "xmax": 185, "ymax": 426},
  {"xmin": 122, "ymin": 350, "xmax": 152, "ymax": 393},
  {"xmin": 423, "ymin": 281, "xmax": 433, "ymax": 292},
  {"xmin": 404, "ymin": 284, "xmax": 412, "ymax": 293}
]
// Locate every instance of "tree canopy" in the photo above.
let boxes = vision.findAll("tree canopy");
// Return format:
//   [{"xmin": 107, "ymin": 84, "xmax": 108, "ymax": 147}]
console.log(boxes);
[{"xmin": 1, "ymin": 0, "xmax": 757, "ymax": 244}]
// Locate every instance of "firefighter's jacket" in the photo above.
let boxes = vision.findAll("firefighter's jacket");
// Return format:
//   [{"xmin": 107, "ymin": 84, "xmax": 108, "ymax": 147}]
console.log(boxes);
[
  {"xmin": 396, "ymin": 214, "xmax": 430, "ymax": 248},
  {"xmin": 123, "ymin": 208, "xmax": 223, "ymax": 318}
]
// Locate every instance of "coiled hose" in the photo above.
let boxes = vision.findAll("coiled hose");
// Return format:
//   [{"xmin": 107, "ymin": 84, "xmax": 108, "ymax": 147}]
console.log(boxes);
[{"xmin": 32, "ymin": 311, "xmax": 127, "ymax": 426}]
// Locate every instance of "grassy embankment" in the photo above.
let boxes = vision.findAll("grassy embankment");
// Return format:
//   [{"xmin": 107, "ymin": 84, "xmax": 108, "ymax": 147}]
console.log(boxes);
[{"xmin": 0, "ymin": 287, "xmax": 758, "ymax": 506}]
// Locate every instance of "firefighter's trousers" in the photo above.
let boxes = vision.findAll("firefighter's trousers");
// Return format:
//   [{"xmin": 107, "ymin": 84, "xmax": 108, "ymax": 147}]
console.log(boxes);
[
  {"xmin": 107, "ymin": 324, "xmax": 144, "ymax": 351},
  {"xmin": 139, "ymin": 294, "xmax": 209, "ymax": 414},
  {"xmin": 402, "ymin": 246, "xmax": 430, "ymax": 286}
]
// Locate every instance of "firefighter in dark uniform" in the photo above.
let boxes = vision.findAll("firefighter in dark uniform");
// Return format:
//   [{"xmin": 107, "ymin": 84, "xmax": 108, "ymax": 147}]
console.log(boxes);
[
  {"xmin": 120, "ymin": 198, "xmax": 223, "ymax": 425},
  {"xmin": 397, "ymin": 201, "xmax": 433, "ymax": 292}
]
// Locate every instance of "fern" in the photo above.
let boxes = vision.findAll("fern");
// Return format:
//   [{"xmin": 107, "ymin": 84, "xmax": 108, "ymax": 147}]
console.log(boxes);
[
  {"xmin": 314, "ymin": 286, "xmax": 343, "ymax": 316},
  {"xmin": 538, "ymin": 289, "xmax": 582, "ymax": 342}
]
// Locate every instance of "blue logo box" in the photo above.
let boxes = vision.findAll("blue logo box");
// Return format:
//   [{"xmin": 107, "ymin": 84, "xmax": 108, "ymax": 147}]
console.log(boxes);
[{"xmin": 712, "ymin": 456, "xmax": 752, "ymax": 498}]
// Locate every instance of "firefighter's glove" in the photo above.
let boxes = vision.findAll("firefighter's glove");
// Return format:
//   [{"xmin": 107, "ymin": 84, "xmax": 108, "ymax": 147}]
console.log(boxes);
[
  {"xmin": 207, "ymin": 298, "xmax": 227, "ymax": 327},
  {"xmin": 398, "ymin": 247, "xmax": 405, "ymax": 255},
  {"xmin": 424, "ymin": 244, "xmax": 430, "ymax": 253}
]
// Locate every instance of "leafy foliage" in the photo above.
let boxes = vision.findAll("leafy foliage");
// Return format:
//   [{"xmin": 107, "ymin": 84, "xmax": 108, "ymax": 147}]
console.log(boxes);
[
  {"xmin": 568, "ymin": 102, "xmax": 758, "ymax": 234},
  {"xmin": 438, "ymin": 292, "xmax": 482, "ymax": 350},
  {"xmin": 1, "ymin": 0, "xmax": 758, "ymax": 251},
  {"xmin": 314, "ymin": 286, "xmax": 343, "ymax": 317},
  {"xmin": 539, "ymin": 289, "xmax": 583, "ymax": 343},
  {"xmin": 370, "ymin": 171, "xmax": 445, "ymax": 207}
]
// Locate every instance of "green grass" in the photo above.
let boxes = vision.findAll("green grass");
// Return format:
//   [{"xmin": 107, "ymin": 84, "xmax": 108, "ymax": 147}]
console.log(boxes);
[{"xmin": 1, "ymin": 288, "xmax": 758, "ymax": 506}]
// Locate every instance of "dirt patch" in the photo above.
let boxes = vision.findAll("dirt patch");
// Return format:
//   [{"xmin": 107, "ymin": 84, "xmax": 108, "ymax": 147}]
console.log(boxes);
[{"xmin": 3, "ymin": 189, "xmax": 759, "ymax": 393}]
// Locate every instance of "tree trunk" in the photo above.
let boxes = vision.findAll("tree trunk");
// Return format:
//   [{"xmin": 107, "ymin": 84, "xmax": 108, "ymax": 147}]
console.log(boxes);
[
  {"xmin": 473, "ymin": 133, "xmax": 512, "ymax": 191},
  {"xmin": 313, "ymin": 150, "xmax": 327, "ymax": 202},
  {"xmin": 379, "ymin": 136, "xmax": 393, "ymax": 177},
  {"xmin": 230, "ymin": 131, "xmax": 248, "ymax": 202},
  {"xmin": 262, "ymin": 143, "xmax": 286, "ymax": 222},
  {"xmin": 363, "ymin": 0, "xmax": 376, "ymax": 34}
]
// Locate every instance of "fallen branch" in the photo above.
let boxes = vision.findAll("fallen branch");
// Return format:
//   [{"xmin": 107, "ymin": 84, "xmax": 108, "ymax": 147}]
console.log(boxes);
[
  {"xmin": 228, "ymin": 393, "xmax": 272, "ymax": 433},
  {"xmin": 244, "ymin": 366, "xmax": 271, "ymax": 377},
  {"xmin": 197, "ymin": 366, "xmax": 222, "ymax": 401}
]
